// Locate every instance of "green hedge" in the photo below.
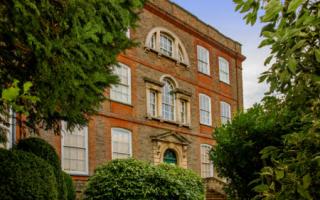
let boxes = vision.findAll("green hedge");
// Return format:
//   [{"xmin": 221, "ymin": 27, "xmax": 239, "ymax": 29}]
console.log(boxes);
[
  {"xmin": 63, "ymin": 171, "xmax": 76, "ymax": 200},
  {"xmin": 16, "ymin": 137, "xmax": 67, "ymax": 200},
  {"xmin": 0, "ymin": 149, "xmax": 58, "ymax": 200},
  {"xmin": 84, "ymin": 159, "xmax": 204, "ymax": 200}
]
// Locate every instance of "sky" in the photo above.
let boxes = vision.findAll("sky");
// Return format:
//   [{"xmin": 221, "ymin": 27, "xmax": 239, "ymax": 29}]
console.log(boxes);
[{"xmin": 171, "ymin": 0, "xmax": 269, "ymax": 108}]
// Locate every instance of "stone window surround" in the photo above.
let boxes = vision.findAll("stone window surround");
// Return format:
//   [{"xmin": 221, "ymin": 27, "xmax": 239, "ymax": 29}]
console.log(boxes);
[
  {"xmin": 144, "ymin": 27, "xmax": 190, "ymax": 67},
  {"xmin": 144, "ymin": 76, "xmax": 192, "ymax": 127}
]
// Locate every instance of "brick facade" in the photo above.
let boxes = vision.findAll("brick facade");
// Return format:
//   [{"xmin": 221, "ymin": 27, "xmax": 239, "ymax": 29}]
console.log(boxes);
[{"xmin": 22, "ymin": 0, "xmax": 245, "ymax": 198}]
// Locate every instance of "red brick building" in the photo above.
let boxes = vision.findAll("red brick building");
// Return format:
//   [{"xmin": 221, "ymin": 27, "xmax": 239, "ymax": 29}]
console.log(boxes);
[{"xmin": 4, "ymin": 0, "xmax": 245, "ymax": 198}]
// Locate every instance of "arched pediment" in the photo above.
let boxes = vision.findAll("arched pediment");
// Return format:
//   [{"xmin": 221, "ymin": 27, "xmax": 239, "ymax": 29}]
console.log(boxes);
[{"xmin": 145, "ymin": 27, "xmax": 190, "ymax": 66}]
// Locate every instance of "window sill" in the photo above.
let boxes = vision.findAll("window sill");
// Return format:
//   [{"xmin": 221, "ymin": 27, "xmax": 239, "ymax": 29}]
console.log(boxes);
[
  {"xmin": 144, "ymin": 46, "xmax": 190, "ymax": 68},
  {"xmin": 200, "ymin": 123, "xmax": 213, "ymax": 128},
  {"xmin": 64, "ymin": 171, "xmax": 90, "ymax": 177},
  {"xmin": 198, "ymin": 71, "xmax": 211, "ymax": 78},
  {"xmin": 219, "ymin": 80, "xmax": 231, "ymax": 86},
  {"xmin": 146, "ymin": 115, "xmax": 191, "ymax": 129},
  {"xmin": 109, "ymin": 99, "xmax": 133, "ymax": 107}
]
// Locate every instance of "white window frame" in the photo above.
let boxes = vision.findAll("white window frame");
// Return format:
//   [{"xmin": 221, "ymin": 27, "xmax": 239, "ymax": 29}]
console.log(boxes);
[
  {"xmin": 61, "ymin": 122, "xmax": 89, "ymax": 175},
  {"xmin": 221, "ymin": 101, "xmax": 231, "ymax": 125},
  {"xmin": 180, "ymin": 99, "xmax": 188, "ymax": 125},
  {"xmin": 162, "ymin": 80, "xmax": 175, "ymax": 121},
  {"xmin": 219, "ymin": 57, "xmax": 230, "ymax": 84},
  {"xmin": 110, "ymin": 63, "xmax": 131, "ymax": 104},
  {"xmin": 148, "ymin": 90, "xmax": 158, "ymax": 117},
  {"xmin": 0, "ymin": 109, "xmax": 13, "ymax": 149},
  {"xmin": 126, "ymin": 28, "xmax": 130, "ymax": 38},
  {"xmin": 160, "ymin": 33, "xmax": 173, "ymax": 57},
  {"xmin": 145, "ymin": 27, "xmax": 190, "ymax": 65},
  {"xmin": 201, "ymin": 144, "xmax": 214, "ymax": 178},
  {"xmin": 111, "ymin": 128, "xmax": 132, "ymax": 159},
  {"xmin": 199, "ymin": 94, "xmax": 212, "ymax": 126},
  {"xmin": 197, "ymin": 45, "xmax": 210, "ymax": 75}
]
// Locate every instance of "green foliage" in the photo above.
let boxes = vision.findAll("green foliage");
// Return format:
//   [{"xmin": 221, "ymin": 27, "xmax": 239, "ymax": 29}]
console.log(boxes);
[
  {"xmin": 233, "ymin": 0, "xmax": 320, "ymax": 117},
  {"xmin": 211, "ymin": 98, "xmax": 304, "ymax": 199},
  {"xmin": 0, "ymin": 0, "xmax": 145, "ymax": 132},
  {"xmin": 215, "ymin": 1, "xmax": 320, "ymax": 199},
  {"xmin": 63, "ymin": 171, "xmax": 76, "ymax": 200},
  {"xmin": 84, "ymin": 159, "xmax": 204, "ymax": 200},
  {"xmin": 252, "ymin": 131, "xmax": 320, "ymax": 200},
  {"xmin": 16, "ymin": 137, "xmax": 67, "ymax": 200},
  {"xmin": 156, "ymin": 164, "xmax": 205, "ymax": 200},
  {"xmin": 0, "ymin": 149, "xmax": 58, "ymax": 200}
]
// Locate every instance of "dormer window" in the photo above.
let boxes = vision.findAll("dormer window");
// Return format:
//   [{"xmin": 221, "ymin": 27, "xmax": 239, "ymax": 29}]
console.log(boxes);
[{"xmin": 145, "ymin": 27, "xmax": 189, "ymax": 66}]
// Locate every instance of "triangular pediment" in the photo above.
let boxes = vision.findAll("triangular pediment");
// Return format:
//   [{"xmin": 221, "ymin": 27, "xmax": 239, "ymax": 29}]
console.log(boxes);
[{"xmin": 150, "ymin": 131, "xmax": 191, "ymax": 145}]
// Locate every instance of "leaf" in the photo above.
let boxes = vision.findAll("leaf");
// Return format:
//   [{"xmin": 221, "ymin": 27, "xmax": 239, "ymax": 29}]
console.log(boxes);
[
  {"xmin": 288, "ymin": 57, "xmax": 297, "ymax": 74},
  {"xmin": 297, "ymin": 184, "xmax": 312, "ymax": 200},
  {"xmin": 264, "ymin": 56, "xmax": 273, "ymax": 65},
  {"xmin": 288, "ymin": 0, "xmax": 304, "ymax": 13},
  {"xmin": 261, "ymin": 0, "xmax": 282, "ymax": 22},
  {"xmin": 23, "ymin": 82, "xmax": 33, "ymax": 93},
  {"xmin": 302, "ymin": 174, "xmax": 311, "ymax": 189},
  {"xmin": 253, "ymin": 184, "xmax": 269, "ymax": 192},
  {"xmin": 315, "ymin": 49, "xmax": 320, "ymax": 63},
  {"xmin": 2, "ymin": 81, "xmax": 20, "ymax": 102},
  {"xmin": 275, "ymin": 170, "xmax": 284, "ymax": 180},
  {"xmin": 259, "ymin": 38, "xmax": 273, "ymax": 48}
]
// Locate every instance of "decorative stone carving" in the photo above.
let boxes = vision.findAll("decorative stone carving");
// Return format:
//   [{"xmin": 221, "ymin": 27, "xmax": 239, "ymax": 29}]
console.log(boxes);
[{"xmin": 150, "ymin": 131, "xmax": 190, "ymax": 168}]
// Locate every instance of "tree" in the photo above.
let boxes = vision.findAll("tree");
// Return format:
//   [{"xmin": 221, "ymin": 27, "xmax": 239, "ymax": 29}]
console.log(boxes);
[
  {"xmin": 211, "ymin": 97, "xmax": 309, "ymax": 199},
  {"xmin": 0, "ymin": 0, "xmax": 145, "ymax": 138},
  {"xmin": 212, "ymin": 0, "xmax": 320, "ymax": 199}
]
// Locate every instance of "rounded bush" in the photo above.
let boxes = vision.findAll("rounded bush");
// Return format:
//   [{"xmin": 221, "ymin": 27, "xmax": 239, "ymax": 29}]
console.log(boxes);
[
  {"xmin": 16, "ymin": 137, "xmax": 67, "ymax": 200},
  {"xmin": 84, "ymin": 159, "xmax": 204, "ymax": 200},
  {"xmin": 63, "ymin": 171, "xmax": 76, "ymax": 200},
  {"xmin": 0, "ymin": 149, "xmax": 58, "ymax": 200},
  {"xmin": 156, "ymin": 164, "xmax": 205, "ymax": 200}
]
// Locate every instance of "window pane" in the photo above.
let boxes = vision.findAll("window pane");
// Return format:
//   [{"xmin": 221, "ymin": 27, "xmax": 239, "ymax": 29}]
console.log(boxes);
[
  {"xmin": 62, "ymin": 124, "xmax": 87, "ymax": 174},
  {"xmin": 219, "ymin": 58, "xmax": 230, "ymax": 84},
  {"xmin": 149, "ymin": 91, "xmax": 157, "ymax": 116},
  {"xmin": 197, "ymin": 46, "xmax": 209, "ymax": 75},
  {"xmin": 201, "ymin": 145, "xmax": 214, "ymax": 178},
  {"xmin": 180, "ymin": 100, "xmax": 187, "ymax": 124},
  {"xmin": 112, "ymin": 128, "xmax": 132, "ymax": 159},
  {"xmin": 160, "ymin": 33, "xmax": 173, "ymax": 57},
  {"xmin": 221, "ymin": 102, "xmax": 231, "ymax": 125},
  {"xmin": 199, "ymin": 95, "xmax": 211, "ymax": 125},
  {"xmin": 110, "ymin": 63, "xmax": 131, "ymax": 104},
  {"xmin": 162, "ymin": 80, "xmax": 174, "ymax": 121}
]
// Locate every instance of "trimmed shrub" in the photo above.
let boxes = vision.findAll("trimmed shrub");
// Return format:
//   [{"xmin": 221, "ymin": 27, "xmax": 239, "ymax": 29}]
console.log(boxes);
[
  {"xmin": 16, "ymin": 137, "xmax": 67, "ymax": 200},
  {"xmin": 63, "ymin": 171, "xmax": 76, "ymax": 200},
  {"xmin": 84, "ymin": 159, "xmax": 155, "ymax": 200},
  {"xmin": 0, "ymin": 149, "xmax": 58, "ymax": 200},
  {"xmin": 156, "ymin": 164, "xmax": 205, "ymax": 200},
  {"xmin": 84, "ymin": 159, "xmax": 204, "ymax": 200}
]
